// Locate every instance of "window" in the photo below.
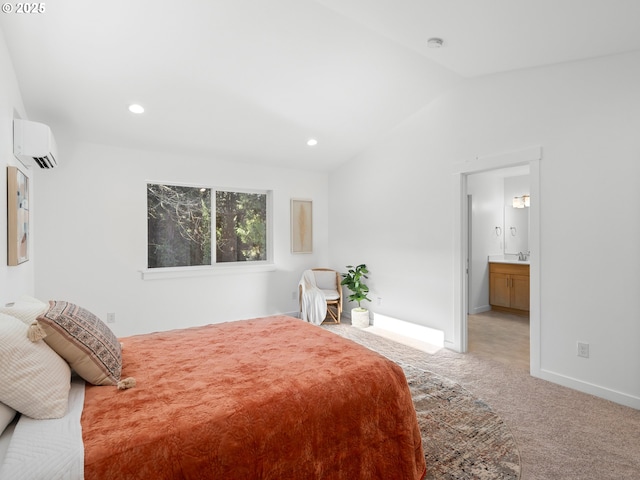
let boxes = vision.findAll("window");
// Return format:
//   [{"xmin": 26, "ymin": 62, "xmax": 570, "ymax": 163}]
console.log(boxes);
[
  {"xmin": 147, "ymin": 183, "xmax": 269, "ymax": 269},
  {"xmin": 215, "ymin": 190, "xmax": 267, "ymax": 263}
]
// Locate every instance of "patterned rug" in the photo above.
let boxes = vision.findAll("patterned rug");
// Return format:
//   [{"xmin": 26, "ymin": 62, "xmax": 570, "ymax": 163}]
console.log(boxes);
[
  {"xmin": 404, "ymin": 364, "xmax": 520, "ymax": 480},
  {"xmin": 323, "ymin": 325, "xmax": 521, "ymax": 480}
]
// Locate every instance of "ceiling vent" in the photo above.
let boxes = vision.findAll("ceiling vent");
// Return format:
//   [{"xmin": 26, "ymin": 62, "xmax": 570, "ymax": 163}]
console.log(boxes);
[{"xmin": 13, "ymin": 119, "xmax": 58, "ymax": 169}]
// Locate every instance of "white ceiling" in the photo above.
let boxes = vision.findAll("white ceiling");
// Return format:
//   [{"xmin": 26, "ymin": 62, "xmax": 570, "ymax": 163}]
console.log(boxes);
[{"xmin": 2, "ymin": 0, "xmax": 640, "ymax": 172}]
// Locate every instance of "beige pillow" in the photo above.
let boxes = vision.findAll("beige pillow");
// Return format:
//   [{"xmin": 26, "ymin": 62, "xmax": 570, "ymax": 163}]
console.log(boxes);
[
  {"xmin": 35, "ymin": 301, "xmax": 122, "ymax": 386},
  {"xmin": 0, "ymin": 313, "xmax": 70, "ymax": 419},
  {"xmin": 0, "ymin": 295, "xmax": 48, "ymax": 326}
]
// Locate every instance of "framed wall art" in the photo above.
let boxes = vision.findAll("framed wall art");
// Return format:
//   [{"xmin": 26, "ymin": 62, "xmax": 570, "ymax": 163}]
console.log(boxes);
[
  {"xmin": 7, "ymin": 166, "xmax": 29, "ymax": 265},
  {"xmin": 291, "ymin": 198, "xmax": 312, "ymax": 254}
]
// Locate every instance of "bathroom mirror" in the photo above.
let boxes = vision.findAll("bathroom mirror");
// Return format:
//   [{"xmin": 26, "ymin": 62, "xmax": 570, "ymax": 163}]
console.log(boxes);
[{"xmin": 504, "ymin": 207, "xmax": 529, "ymax": 254}]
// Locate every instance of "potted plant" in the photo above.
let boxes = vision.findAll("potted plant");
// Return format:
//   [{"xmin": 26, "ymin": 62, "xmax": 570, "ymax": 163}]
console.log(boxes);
[{"xmin": 341, "ymin": 264, "xmax": 371, "ymax": 328}]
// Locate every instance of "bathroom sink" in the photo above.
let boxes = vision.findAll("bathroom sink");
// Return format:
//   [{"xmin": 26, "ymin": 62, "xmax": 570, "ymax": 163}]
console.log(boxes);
[{"xmin": 488, "ymin": 255, "xmax": 530, "ymax": 265}]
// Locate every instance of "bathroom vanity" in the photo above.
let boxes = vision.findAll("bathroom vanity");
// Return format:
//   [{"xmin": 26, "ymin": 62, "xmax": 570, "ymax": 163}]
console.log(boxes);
[{"xmin": 489, "ymin": 259, "xmax": 530, "ymax": 315}]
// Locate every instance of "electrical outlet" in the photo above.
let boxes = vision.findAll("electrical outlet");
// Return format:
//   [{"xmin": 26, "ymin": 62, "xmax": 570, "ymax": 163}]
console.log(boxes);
[
  {"xmin": 107, "ymin": 312, "xmax": 116, "ymax": 324},
  {"xmin": 577, "ymin": 342, "xmax": 589, "ymax": 358},
  {"xmin": 291, "ymin": 291, "xmax": 297, "ymax": 300},
  {"xmin": 376, "ymin": 296, "xmax": 382, "ymax": 306}
]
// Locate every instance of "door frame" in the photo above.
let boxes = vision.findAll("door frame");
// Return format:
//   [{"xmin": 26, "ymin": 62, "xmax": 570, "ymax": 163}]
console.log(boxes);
[{"xmin": 452, "ymin": 146, "xmax": 542, "ymax": 377}]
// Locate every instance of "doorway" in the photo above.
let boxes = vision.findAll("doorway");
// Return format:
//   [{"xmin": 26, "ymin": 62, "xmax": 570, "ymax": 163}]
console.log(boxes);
[
  {"xmin": 466, "ymin": 167, "xmax": 530, "ymax": 368},
  {"xmin": 452, "ymin": 146, "xmax": 541, "ymax": 376}
]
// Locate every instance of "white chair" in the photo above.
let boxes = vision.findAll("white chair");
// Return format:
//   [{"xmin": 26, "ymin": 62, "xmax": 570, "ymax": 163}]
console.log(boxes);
[{"xmin": 299, "ymin": 268, "xmax": 343, "ymax": 325}]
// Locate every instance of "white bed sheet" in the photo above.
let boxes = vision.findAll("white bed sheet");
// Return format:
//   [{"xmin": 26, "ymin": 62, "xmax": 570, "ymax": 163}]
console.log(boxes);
[
  {"xmin": 0, "ymin": 378, "xmax": 85, "ymax": 480},
  {"xmin": 0, "ymin": 418, "xmax": 17, "ymax": 463}
]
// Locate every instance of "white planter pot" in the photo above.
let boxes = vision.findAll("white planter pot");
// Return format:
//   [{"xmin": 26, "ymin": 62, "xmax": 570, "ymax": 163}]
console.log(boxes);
[{"xmin": 351, "ymin": 308, "xmax": 370, "ymax": 328}]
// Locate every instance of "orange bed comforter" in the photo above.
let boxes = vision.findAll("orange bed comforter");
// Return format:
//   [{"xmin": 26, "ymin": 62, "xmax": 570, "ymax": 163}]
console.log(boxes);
[{"xmin": 82, "ymin": 316, "xmax": 426, "ymax": 479}]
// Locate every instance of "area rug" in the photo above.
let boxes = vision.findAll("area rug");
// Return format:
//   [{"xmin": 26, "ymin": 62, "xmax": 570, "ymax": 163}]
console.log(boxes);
[
  {"xmin": 322, "ymin": 325, "xmax": 521, "ymax": 480},
  {"xmin": 404, "ymin": 364, "xmax": 520, "ymax": 480}
]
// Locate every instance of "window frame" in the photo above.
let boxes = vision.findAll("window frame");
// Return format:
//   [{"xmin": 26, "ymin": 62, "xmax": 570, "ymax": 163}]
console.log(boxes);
[{"xmin": 142, "ymin": 181, "xmax": 274, "ymax": 280}]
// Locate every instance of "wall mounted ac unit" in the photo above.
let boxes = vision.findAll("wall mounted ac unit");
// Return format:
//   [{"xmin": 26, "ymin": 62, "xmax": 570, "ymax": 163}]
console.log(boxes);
[{"xmin": 13, "ymin": 118, "xmax": 58, "ymax": 169}]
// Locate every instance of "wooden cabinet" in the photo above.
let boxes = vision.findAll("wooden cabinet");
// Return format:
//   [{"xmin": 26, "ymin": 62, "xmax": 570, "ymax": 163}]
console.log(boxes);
[{"xmin": 489, "ymin": 262, "xmax": 530, "ymax": 314}]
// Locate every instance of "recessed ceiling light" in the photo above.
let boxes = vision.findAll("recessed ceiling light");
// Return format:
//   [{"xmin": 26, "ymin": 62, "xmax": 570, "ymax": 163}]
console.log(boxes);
[
  {"xmin": 427, "ymin": 37, "xmax": 444, "ymax": 49},
  {"xmin": 307, "ymin": 138, "xmax": 318, "ymax": 147},
  {"xmin": 128, "ymin": 104, "xmax": 145, "ymax": 114}
]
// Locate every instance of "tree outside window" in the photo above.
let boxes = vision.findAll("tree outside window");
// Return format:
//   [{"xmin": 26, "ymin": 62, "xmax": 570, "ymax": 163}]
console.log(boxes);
[{"xmin": 147, "ymin": 184, "xmax": 268, "ymax": 268}]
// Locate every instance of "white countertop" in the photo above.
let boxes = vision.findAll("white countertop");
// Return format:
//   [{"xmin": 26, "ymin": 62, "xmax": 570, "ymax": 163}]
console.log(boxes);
[{"xmin": 488, "ymin": 255, "xmax": 530, "ymax": 265}]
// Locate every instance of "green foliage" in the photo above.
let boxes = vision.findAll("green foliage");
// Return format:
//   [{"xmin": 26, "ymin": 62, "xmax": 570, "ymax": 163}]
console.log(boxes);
[
  {"xmin": 147, "ymin": 184, "xmax": 267, "ymax": 268},
  {"xmin": 216, "ymin": 191, "xmax": 267, "ymax": 262},
  {"xmin": 340, "ymin": 264, "xmax": 371, "ymax": 309}
]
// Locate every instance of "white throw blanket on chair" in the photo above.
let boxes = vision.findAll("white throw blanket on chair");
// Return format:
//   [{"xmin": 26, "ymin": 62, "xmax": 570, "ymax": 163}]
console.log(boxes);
[{"xmin": 299, "ymin": 270, "xmax": 327, "ymax": 325}]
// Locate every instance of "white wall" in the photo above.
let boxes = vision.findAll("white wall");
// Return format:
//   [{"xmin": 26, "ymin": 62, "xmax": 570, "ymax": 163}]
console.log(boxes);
[
  {"xmin": 0, "ymin": 29, "xmax": 33, "ymax": 305},
  {"xmin": 34, "ymin": 140, "xmax": 329, "ymax": 336},
  {"xmin": 329, "ymin": 51, "xmax": 640, "ymax": 408},
  {"xmin": 467, "ymin": 173, "xmax": 504, "ymax": 313}
]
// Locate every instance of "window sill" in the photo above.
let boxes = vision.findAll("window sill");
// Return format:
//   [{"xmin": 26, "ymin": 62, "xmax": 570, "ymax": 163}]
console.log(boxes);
[{"xmin": 140, "ymin": 263, "xmax": 277, "ymax": 280}]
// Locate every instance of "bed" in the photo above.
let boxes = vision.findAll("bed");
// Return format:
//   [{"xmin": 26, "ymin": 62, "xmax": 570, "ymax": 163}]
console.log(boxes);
[{"xmin": 0, "ymin": 310, "xmax": 426, "ymax": 479}]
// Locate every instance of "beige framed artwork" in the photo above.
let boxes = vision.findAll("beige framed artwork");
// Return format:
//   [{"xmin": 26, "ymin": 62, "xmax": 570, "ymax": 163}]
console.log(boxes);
[
  {"xmin": 291, "ymin": 199, "xmax": 312, "ymax": 253},
  {"xmin": 7, "ymin": 166, "xmax": 29, "ymax": 266}
]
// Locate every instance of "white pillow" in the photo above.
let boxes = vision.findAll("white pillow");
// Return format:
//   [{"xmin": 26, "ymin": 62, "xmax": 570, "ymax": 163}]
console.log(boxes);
[
  {"xmin": 0, "ymin": 295, "xmax": 48, "ymax": 326},
  {"xmin": 0, "ymin": 313, "xmax": 71, "ymax": 419},
  {"xmin": 0, "ymin": 403, "xmax": 16, "ymax": 434}
]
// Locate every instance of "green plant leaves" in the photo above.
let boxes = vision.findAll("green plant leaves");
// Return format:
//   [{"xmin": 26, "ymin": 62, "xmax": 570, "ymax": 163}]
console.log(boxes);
[{"xmin": 340, "ymin": 264, "xmax": 371, "ymax": 308}]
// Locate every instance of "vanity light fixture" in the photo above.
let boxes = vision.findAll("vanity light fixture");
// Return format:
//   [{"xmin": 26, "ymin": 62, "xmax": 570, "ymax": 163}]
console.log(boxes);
[
  {"xmin": 128, "ymin": 104, "xmax": 145, "ymax": 114},
  {"xmin": 512, "ymin": 194, "xmax": 530, "ymax": 208}
]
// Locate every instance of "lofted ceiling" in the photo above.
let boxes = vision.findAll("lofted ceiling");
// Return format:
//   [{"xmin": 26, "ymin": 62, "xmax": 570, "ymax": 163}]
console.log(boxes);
[{"xmin": 2, "ymin": 0, "xmax": 640, "ymax": 172}]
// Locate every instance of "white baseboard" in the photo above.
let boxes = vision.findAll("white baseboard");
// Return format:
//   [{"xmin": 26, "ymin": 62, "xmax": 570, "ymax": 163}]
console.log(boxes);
[
  {"xmin": 444, "ymin": 340, "xmax": 458, "ymax": 350},
  {"xmin": 470, "ymin": 305, "xmax": 491, "ymax": 314},
  {"xmin": 371, "ymin": 313, "xmax": 445, "ymax": 347},
  {"xmin": 538, "ymin": 369, "xmax": 640, "ymax": 410}
]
